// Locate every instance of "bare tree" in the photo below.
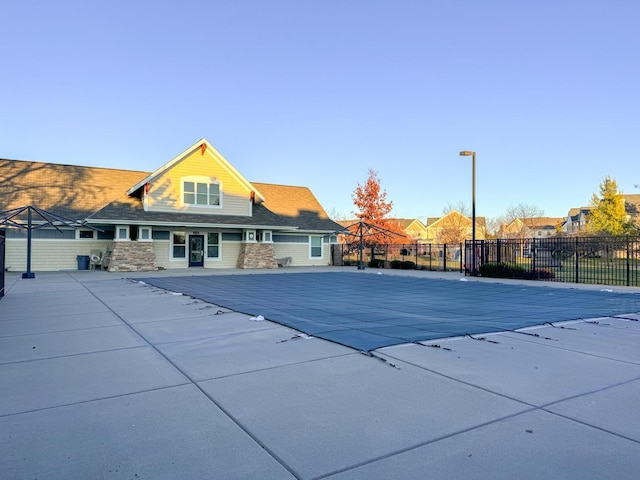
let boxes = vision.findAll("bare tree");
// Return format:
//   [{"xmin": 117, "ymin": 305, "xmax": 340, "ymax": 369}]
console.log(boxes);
[
  {"xmin": 485, "ymin": 217, "xmax": 504, "ymax": 238},
  {"xmin": 434, "ymin": 203, "xmax": 472, "ymax": 244},
  {"xmin": 442, "ymin": 201, "xmax": 470, "ymax": 217},
  {"xmin": 504, "ymin": 203, "xmax": 545, "ymax": 231},
  {"xmin": 326, "ymin": 207, "xmax": 349, "ymax": 221}
]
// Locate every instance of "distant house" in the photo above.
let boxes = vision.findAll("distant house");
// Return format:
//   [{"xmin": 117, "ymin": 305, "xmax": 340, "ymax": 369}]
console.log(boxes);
[
  {"xmin": 425, "ymin": 211, "xmax": 486, "ymax": 244},
  {"xmin": 499, "ymin": 217, "xmax": 564, "ymax": 239},
  {"xmin": 387, "ymin": 218, "xmax": 429, "ymax": 242},
  {"xmin": 563, "ymin": 207, "xmax": 594, "ymax": 234},
  {"xmin": 624, "ymin": 194, "xmax": 640, "ymax": 228},
  {"xmin": 563, "ymin": 194, "xmax": 640, "ymax": 234},
  {"xmin": 0, "ymin": 139, "xmax": 341, "ymax": 272}
]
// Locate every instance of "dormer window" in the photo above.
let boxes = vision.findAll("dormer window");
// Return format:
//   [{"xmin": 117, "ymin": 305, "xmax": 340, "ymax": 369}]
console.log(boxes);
[{"xmin": 183, "ymin": 179, "xmax": 221, "ymax": 207}]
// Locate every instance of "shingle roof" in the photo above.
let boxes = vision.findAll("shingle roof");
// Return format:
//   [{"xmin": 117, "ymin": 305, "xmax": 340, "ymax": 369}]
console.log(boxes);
[
  {"xmin": 0, "ymin": 158, "xmax": 341, "ymax": 232},
  {"xmin": 524, "ymin": 217, "xmax": 564, "ymax": 228},
  {"xmin": 89, "ymin": 196, "xmax": 307, "ymax": 229},
  {"xmin": 390, "ymin": 218, "xmax": 424, "ymax": 229},
  {"xmin": 0, "ymin": 159, "xmax": 148, "ymax": 220},
  {"xmin": 251, "ymin": 182, "xmax": 341, "ymax": 231}
]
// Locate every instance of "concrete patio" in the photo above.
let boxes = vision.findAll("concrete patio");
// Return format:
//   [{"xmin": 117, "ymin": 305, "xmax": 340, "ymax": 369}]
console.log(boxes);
[{"xmin": 1, "ymin": 267, "xmax": 640, "ymax": 479}]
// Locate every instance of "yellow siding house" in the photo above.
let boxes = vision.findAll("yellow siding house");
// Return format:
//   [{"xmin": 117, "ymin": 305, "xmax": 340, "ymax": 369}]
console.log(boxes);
[{"xmin": 0, "ymin": 139, "xmax": 341, "ymax": 272}]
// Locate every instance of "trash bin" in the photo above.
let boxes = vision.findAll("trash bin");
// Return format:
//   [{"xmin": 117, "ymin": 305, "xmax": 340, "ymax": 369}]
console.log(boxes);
[{"xmin": 77, "ymin": 255, "xmax": 90, "ymax": 270}]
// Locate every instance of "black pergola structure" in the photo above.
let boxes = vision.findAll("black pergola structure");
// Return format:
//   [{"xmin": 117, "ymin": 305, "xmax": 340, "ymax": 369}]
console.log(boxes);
[
  {"xmin": 335, "ymin": 221, "xmax": 406, "ymax": 270},
  {"xmin": 0, "ymin": 205, "xmax": 101, "ymax": 279}
]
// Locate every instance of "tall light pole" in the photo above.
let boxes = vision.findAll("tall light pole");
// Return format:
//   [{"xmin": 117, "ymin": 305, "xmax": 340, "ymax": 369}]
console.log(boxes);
[{"xmin": 459, "ymin": 150, "xmax": 477, "ymax": 275}]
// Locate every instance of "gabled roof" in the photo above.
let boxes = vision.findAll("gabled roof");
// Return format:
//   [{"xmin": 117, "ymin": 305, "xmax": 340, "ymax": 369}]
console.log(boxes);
[
  {"xmin": 0, "ymin": 155, "xmax": 341, "ymax": 233},
  {"xmin": 89, "ymin": 182, "xmax": 341, "ymax": 231},
  {"xmin": 567, "ymin": 206, "xmax": 593, "ymax": 221},
  {"xmin": 390, "ymin": 218, "xmax": 426, "ymax": 230},
  {"xmin": 126, "ymin": 138, "xmax": 266, "ymax": 203}
]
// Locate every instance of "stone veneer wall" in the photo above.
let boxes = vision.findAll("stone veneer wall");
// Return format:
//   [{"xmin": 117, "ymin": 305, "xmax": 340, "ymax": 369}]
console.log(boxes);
[
  {"xmin": 236, "ymin": 243, "xmax": 278, "ymax": 269},
  {"xmin": 108, "ymin": 241, "xmax": 157, "ymax": 272}
]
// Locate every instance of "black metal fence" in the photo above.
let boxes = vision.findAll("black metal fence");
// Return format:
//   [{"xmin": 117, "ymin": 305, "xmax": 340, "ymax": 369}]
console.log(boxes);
[
  {"xmin": 334, "ymin": 243, "xmax": 464, "ymax": 272},
  {"xmin": 465, "ymin": 236, "xmax": 640, "ymax": 286},
  {"xmin": 335, "ymin": 236, "xmax": 640, "ymax": 286}
]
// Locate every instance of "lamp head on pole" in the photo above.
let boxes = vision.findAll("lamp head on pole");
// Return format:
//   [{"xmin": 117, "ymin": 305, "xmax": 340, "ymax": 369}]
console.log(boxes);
[{"xmin": 459, "ymin": 151, "xmax": 475, "ymax": 157}]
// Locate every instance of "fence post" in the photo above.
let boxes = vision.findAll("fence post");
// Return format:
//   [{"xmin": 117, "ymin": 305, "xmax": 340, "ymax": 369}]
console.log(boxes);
[
  {"xmin": 627, "ymin": 236, "xmax": 631, "ymax": 287},
  {"xmin": 429, "ymin": 244, "xmax": 432, "ymax": 271},
  {"xmin": 443, "ymin": 244, "xmax": 447, "ymax": 271},
  {"xmin": 575, "ymin": 237, "xmax": 579, "ymax": 284},
  {"xmin": 529, "ymin": 237, "xmax": 538, "ymax": 272},
  {"xmin": 459, "ymin": 243, "xmax": 463, "ymax": 272}
]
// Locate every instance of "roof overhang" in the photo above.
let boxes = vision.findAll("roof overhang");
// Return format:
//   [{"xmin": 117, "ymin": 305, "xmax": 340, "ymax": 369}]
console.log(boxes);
[{"xmin": 85, "ymin": 218, "xmax": 300, "ymax": 230}]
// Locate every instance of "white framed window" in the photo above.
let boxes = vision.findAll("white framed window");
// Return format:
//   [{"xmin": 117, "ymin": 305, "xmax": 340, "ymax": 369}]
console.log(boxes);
[
  {"xmin": 78, "ymin": 230, "xmax": 94, "ymax": 239},
  {"xmin": 182, "ymin": 177, "xmax": 222, "ymax": 207},
  {"xmin": 139, "ymin": 227, "xmax": 152, "ymax": 241},
  {"xmin": 207, "ymin": 232, "xmax": 220, "ymax": 258},
  {"xmin": 244, "ymin": 230, "xmax": 256, "ymax": 242},
  {"xmin": 172, "ymin": 232, "xmax": 186, "ymax": 258},
  {"xmin": 116, "ymin": 226, "xmax": 129, "ymax": 241},
  {"xmin": 310, "ymin": 236, "xmax": 323, "ymax": 258},
  {"xmin": 258, "ymin": 230, "xmax": 273, "ymax": 243}
]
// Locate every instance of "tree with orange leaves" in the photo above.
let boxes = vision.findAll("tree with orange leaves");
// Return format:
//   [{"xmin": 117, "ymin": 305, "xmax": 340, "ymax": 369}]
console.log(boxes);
[
  {"xmin": 351, "ymin": 169, "xmax": 407, "ymax": 246},
  {"xmin": 353, "ymin": 169, "xmax": 393, "ymax": 223}
]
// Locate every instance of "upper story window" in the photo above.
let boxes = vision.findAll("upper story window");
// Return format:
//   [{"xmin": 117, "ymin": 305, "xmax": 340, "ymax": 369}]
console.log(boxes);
[{"xmin": 183, "ymin": 179, "xmax": 221, "ymax": 207}]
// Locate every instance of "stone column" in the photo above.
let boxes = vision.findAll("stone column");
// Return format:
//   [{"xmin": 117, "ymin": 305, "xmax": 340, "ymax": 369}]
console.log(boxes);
[
  {"xmin": 109, "ymin": 242, "xmax": 157, "ymax": 272},
  {"xmin": 236, "ymin": 243, "xmax": 278, "ymax": 269}
]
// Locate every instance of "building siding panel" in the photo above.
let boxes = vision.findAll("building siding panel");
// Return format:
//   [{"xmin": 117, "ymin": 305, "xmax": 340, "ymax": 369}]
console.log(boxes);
[
  {"xmin": 4, "ymin": 239, "xmax": 113, "ymax": 272},
  {"xmin": 146, "ymin": 149, "xmax": 251, "ymax": 216},
  {"xmin": 273, "ymin": 243, "xmax": 331, "ymax": 267}
]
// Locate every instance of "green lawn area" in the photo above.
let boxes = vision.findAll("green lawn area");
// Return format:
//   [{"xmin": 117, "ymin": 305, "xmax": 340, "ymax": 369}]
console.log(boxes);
[
  {"xmin": 554, "ymin": 259, "xmax": 640, "ymax": 286},
  {"xmin": 513, "ymin": 256, "xmax": 640, "ymax": 286}
]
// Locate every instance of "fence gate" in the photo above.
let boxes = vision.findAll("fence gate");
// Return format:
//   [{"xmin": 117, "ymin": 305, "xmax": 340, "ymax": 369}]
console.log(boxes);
[{"xmin": 0, "ymin": 229, "xmax": 5, "ymax": 299}]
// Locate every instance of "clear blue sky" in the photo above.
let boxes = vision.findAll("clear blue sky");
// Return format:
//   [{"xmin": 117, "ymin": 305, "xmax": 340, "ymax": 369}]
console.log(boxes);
[{"xmin": 2, "ymin": 0, "xmax": 638, "ymax": 223}]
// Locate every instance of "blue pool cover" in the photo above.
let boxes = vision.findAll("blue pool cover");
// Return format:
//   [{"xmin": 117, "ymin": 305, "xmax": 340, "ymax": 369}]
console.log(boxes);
[{"xmin": 138, "ymin": 272, "xmax": 640, "ymax": 351}]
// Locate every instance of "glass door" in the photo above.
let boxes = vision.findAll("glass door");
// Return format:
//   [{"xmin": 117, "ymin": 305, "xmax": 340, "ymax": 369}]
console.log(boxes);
[{"xmin": 189, "ymin": 235, "xmax": 205, "ymax": 267}]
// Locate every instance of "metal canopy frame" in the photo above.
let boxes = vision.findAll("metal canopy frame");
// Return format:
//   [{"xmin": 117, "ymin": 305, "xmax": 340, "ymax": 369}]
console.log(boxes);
[
  {"xmin": 0, "ymin": 205, "xmax": 102, "ymax": 279},
  {"xmin": 333, "ymin": 221, "xmax": 406, "ymax": 270}
]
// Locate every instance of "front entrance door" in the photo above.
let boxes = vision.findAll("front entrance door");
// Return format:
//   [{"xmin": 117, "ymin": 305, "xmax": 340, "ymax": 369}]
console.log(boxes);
[{"xmin": 189, "ymin": 235, "xmax": 205, "ymax": 267}]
